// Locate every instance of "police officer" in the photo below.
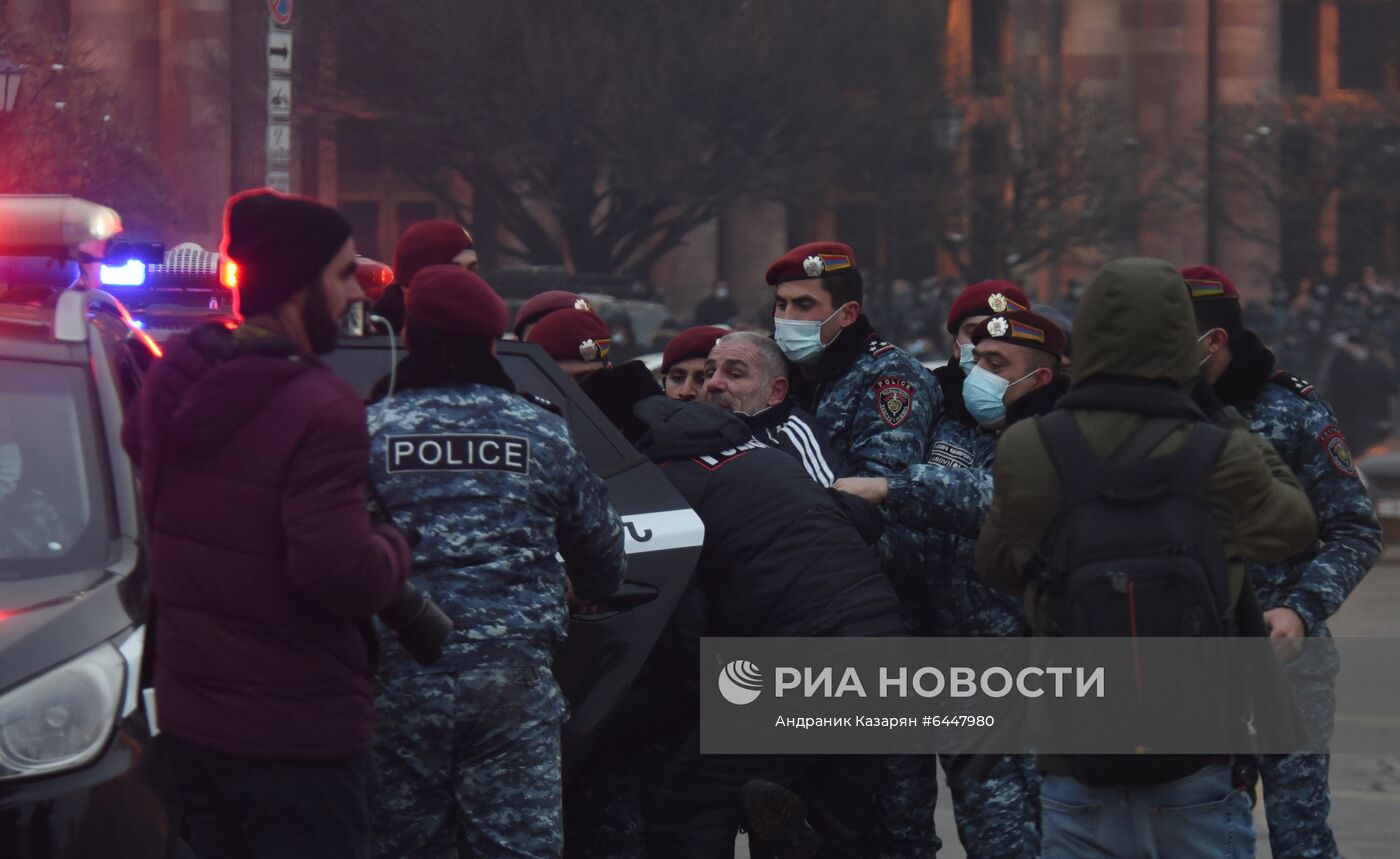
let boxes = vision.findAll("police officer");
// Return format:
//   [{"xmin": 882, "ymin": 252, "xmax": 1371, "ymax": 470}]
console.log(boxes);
[
  {"xmin": 370, "ymin": 219, "xmax": 477, "ymax": 335},
  {"xmin": 767, "ymin": 242, "xmax": 938, "ymax": 857},
  {"xmin": 837, "ymin": 309, "xmax": 1068, "ymax": 859},
  {"xmin": 367, "ymin": 265, "xmax": 627, "ymax": 858},
  {"xmin": 662, "ymin": 325, "xmax": 730, "ymax": 401},
  {"xmin": 1186, "ymin": 264, "xmax": 1383, "ymax": 859}
]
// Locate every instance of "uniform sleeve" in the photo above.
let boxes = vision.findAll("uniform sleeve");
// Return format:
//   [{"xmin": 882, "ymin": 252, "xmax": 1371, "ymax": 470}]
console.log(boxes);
[
  {"xmin": 1262, "ymin": 400, "xmax": 1382, "ymax": 632},
  {"xmin": 556, "ymin": 439, "xmax": 626, "ymax": 601},
  {"xmin": 886, "ymin": 462, "xmax": 991, "ymax": 537},
  {"xmin": 281, "ymin": 393, "xmax": 411, "ymax": 618},
  {"xmin": 1205, "ymin": 428, "xmax": 1318, "ymax": 566},
  {"xmin": 976, "ymin": 421, "xmax": 1062, "ymax": 594},
  {"xmin": 845, "ymin": 359, "xmax": 937, "ymax": 478}
]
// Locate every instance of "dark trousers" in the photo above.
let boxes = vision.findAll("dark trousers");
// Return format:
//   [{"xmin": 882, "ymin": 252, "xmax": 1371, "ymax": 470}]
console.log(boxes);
[
  {"xmin": 161, "ymin": 736, "xmax": 371, "ymax": 859},
  {"xmin": 645, "ymin": 730, "xmax": 883, "ymax": 858}
]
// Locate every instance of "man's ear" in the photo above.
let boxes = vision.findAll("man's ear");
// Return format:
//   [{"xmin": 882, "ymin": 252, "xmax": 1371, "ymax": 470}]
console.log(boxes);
[
  {"xmin": 768, "ymin": 376, "xmax": 790, "ymax": 406},
  {"xmin": 840, "ymin": 301, "xmax": 861, "ymax": 328}
]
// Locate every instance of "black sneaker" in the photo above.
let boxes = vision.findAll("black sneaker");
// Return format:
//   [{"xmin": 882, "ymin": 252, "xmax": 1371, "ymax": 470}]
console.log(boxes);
[{"xmin": 740, "ymin": 779, "xmax": 826, "ymax": 859}]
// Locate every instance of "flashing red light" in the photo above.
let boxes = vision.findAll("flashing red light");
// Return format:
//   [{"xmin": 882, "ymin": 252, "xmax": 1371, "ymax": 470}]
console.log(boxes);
[
  {"xmin": 354, "ymin": 257, "xmax": 395, "ymax": 302},
  {"xmin": 220, "ymin": 259, "xmax": 239, "ymax": 289}
]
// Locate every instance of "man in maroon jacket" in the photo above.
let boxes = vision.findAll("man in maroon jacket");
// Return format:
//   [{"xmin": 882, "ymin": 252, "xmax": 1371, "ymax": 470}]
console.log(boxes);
[{"xmin": 123, "ymin": 189, "xmax": 413, "ymax": 859}]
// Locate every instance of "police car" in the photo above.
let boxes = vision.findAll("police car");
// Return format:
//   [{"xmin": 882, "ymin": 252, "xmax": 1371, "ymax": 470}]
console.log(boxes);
[
  {"xmin": 328, "ymin": 333, "xmax": 705, "ymax": 780},
  {"xmin": 0, "ymin": 196, "xmax": 185, "ymax": 857}
]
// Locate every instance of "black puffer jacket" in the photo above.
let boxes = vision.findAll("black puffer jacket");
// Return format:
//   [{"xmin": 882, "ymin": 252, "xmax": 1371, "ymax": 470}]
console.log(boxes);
[{"xmin": 635, "ymin": 397, "xmax": 902, "ymax": 637}]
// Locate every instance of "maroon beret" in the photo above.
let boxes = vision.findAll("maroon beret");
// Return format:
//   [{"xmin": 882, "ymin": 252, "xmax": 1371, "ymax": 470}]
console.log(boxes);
[
  {"xmin": 405, "ymin": 265, "xmax": 506, "ymax": 340},
  {"xmin": 512, "ymin": 290, "xmax": 594, "ymax": 339},
  {"xmin": 526, "ymin": 308, "xmax": 612, "ymax": 363},
  {"xmin": 971, "ymin": 309, "xmax": 1067, "ymax": 359},
  {"xmin": 946, "ymin": 280, "xmax": 1031, "ymax": 334},
  {"xmin": 393, "ymin": 220, "xmax": 474, "ymax": 291},
  {"xmin": 1180, "ymin": 264, "xmax": 1240, "ymax": 302},
  {"xmin": 765, "ymin": 241, "xmax": 857, "ymax": 287},
  {"xmin": 662, "ymin": 325, "xmax": 729, "ymax": 372}
]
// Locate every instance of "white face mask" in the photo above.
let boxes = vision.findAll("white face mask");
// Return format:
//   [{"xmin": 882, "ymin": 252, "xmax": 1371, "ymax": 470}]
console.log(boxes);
[{"xmin": 773, "ymin": 303, "xmax": 848, "ymax": 364}]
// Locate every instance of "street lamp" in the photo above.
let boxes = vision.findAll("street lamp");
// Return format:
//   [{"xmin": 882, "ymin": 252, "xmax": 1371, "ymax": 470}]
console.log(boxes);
[{"xmin": 0, "ymin": 55, "xmax": 25, "ymax": 114}]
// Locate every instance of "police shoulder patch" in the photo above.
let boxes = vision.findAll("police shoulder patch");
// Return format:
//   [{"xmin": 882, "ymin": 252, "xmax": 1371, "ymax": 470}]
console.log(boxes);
[
  {"xmin": 872, "ymin": 376, "xmax": 916, "ymax": 428},
  {"xmin": 1316, "ymin": 423, "xmax": 1357, "ymax": 477},
  {"xmin": 1270, "ymin": 370, "xmax": 1315, "ymax": 399},
  {"xmin": 864, "ymin": 334, "xmax": 896, "ymax": 358}
]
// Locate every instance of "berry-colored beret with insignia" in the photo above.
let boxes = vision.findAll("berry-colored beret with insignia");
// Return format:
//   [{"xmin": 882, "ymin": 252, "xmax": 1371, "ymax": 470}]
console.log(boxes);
[
  {"xmin": 662, "ymin": 325, "xmax": 729, "ymax": 372},
  {"xmin": 512, "ymin": 290, "xmax": 594, "ymax": 339},
  {"xmin": 405, "ymin": 265, "xmax": 507, "ymax": 340},
  {"xmin": 1180, "ymin": 264, "xmax": 1240, "ymax": 303},
  {"xmin": 971, "ymin": 309, "xmax": 1067, "ymax": 359},
  {"xmin": 946, "ymin": 280, "xmax": 1031, "ymax": 334},
  {"xmin": 765, "ymin": 241, "xmax": 858, "ymax": 286},
  {"xmin": 526, "ymin": 308, "xmax": 612, "ymax": 363}
]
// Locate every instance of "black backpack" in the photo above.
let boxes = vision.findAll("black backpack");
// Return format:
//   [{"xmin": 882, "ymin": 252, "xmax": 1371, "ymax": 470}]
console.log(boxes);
[
  {"xmin": 1033, "ymin": 410, "xmax": 1240, "ymax": 786},
  {"xmin": 1035, "ymin": 411, "xmax": 1233, "ymax": 638}
]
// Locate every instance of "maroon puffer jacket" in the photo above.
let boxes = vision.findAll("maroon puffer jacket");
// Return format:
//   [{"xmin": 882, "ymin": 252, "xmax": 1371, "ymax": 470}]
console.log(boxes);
[{"xmin": 123, "ymin": 324, "xmax": 410, "ymax": 760}]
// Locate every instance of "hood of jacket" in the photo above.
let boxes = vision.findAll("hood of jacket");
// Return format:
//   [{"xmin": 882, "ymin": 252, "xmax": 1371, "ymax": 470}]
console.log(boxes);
[
  {"xmin": 150, "ymin": 323, "xmax": 318, "ymax": 456},
  {"xmin": 1071, "ymin": 258, "xmax": 1199, "ymax": 393},
  {"xmin": 634, "ymin": 396, "xmax": 754, "ymax": 461}
]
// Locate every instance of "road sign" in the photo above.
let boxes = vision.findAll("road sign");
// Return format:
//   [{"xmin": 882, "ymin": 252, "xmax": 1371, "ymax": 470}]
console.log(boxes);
[
  {"xmin": 266, "ymin": 170, "xmax": 291, "ymax": 193},
  {"xmin": 268, "ymin": 0, "xmax": 293, "ymax": 27},
  {"xmin": 268, "ymin": 78, "xmax": 291, "ymax": 121},
  {"xmin": 268, "ymin": 30, "xmax": 292, "ymax": 73},
  {"xmin": 267, "ymin": 122, "xmax": 292, "ymax": 164}
]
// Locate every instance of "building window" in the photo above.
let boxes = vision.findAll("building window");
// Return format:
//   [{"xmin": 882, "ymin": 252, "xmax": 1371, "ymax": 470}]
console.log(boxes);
[
  {"xmin": 341, "ymin": 201, "xmax": 381, "ymax": 260},
  {"xmin": 1280, "ymin": 0, "xmax": 1319, "ymax": 94},
  {"xmin": 337, "ymin": 118, "xmax": 384, "ymax": 174},
  {"xmin": 971, "ymin": 0, "xmax": 1006, "ymax": 95},
  {"xmin": 396, "ymin": 202, "xmax": 438, "ymax": 237},
  {"xmin": 1338, "ymin": 1, "xmax": 1400, "ymax": 91}
]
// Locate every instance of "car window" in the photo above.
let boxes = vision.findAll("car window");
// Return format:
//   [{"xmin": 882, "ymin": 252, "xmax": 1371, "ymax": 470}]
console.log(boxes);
[{"xmin": 0, "ymin": 361, "xmax": 111, "ymax": 575}]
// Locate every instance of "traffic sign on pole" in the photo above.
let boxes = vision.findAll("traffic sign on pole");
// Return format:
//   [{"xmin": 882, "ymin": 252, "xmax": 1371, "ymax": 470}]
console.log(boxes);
[{"xmin": 268, "ymin": 0, "xmax": 293, "ymax": 27}]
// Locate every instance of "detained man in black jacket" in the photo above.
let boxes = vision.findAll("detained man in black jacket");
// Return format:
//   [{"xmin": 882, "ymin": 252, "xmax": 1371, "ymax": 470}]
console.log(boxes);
[
  {"xmin": 634, "ymin": 396, "xmax": 902, "ymax": 858},
  {"xmin": 702, "ymin": 330, "xmax": 845, "ymax": 486}
]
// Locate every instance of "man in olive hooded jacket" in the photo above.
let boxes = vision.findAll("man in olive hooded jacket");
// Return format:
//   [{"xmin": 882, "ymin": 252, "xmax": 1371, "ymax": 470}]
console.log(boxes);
[{"xmin": 976, "ymin": 257, "xmax": 1317, "ymax": 858}]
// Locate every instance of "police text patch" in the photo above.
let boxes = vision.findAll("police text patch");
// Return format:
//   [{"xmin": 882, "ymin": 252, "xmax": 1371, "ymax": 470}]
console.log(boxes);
[
  {"xmin": 873, "ymin": 377, "xmax": 915, "ymax": 428},
  {"xmin": 1315, "ymin": 424, "xmax": 1356, "ymax": 477},
  {"xmin": 387, "ymin": 434, "xmax": 530, "ymax": 474}
]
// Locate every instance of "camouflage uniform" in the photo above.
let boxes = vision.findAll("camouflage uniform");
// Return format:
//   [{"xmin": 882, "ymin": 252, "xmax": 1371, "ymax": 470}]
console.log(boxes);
[
  {"xmin": 1233, "ymin": 370, "xmax": 1382, "ymax": 859},
  {"xmin": 366, "ymin": 383, "xmax": 626, "ymax": 859},
  {"xmin": 790, "ymin": 316, "xmax": 940, "ymax": 857},
  {"xmin": 872, "ymin": 388, "xmax": 1051, "ymax": 859}
]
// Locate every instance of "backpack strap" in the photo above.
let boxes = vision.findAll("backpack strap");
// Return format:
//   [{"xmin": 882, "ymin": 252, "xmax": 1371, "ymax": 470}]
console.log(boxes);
[
  {"xmin": 1035, "ymin": 410, "xmax": 1106, "ymax": 506},
  {"xmin": 1165, "ymin": 422, "xmax": 1230, "ymax": 498}
]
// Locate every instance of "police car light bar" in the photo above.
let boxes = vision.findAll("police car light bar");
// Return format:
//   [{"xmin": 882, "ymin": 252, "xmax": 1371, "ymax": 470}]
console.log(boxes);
[
  {"xmin": 0, "ymin": 195, "xmax": 122, "ymax": 259},
  {"xmin": 98, "ymin": 259, "xmax": 147, "ymax": 287}
]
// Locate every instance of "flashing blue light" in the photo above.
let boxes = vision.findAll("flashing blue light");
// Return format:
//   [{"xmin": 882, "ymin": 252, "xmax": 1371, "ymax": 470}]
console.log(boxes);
[
  {"xmin": 130, "ymin": 318, "xmax": 146, "ymax": 330},
  {"xmin": 99, "ymin": 259, "xmax": 147, "ymax": 287}
]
